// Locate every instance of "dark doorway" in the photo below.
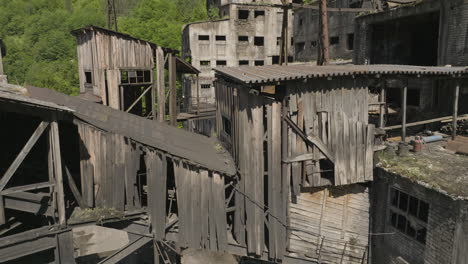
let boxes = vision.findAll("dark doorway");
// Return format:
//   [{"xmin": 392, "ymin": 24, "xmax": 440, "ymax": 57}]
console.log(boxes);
[{"xmin": 370, "ymin": 11, "xmax": 439, "ymax": 66}]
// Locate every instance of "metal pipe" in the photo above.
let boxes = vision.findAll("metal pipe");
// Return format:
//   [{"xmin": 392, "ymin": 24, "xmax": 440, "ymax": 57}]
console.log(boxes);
[
  {"xmin": 401, "ymin": 83, "xmax": 407, "ymax": 142},
  {"xmin": 452, "ymin": 82, "xmax": 460, "ymax": 140}
]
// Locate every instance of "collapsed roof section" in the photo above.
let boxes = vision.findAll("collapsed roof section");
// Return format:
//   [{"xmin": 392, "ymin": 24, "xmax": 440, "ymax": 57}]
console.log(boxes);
[{"xmin": 18, "ymin": 85, "xmax": 236, "ymax": 176}]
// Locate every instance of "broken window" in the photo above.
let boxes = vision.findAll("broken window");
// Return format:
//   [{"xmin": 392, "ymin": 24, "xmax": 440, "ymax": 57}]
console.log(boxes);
[
  {"xmin": 311, "ymin": 40, "xmax": 317, "ymax": 48},
  {"xmin": 238, "ymin": 9, "xmax": 249, "ymax": 19},
  {"xmin": 407, "ymin": 89, "xmax": 421, "ymax": 107},
  {"xmin": 200, "ymin": 61, "xmax": 211, "ymax": 68},
  {"xmin": 330, "ymin": 36, "xmax": 339, "ymax": 45},
  {"xmin": 389, "ymin": 188, "xmax": 429, "ymax": 244},
  {"xmin": 201, "ymin": 84, "xmax": 211, "ymax": 89},
  {"xmin": 216, "ymin": 35, "xmax": 226, "ymax": 41},
  {"xmin": 347, "ymin": 33, "xmax": 354, "ymax": 50},
  {"xmin": 272, "ymin": 56, "xmax": 280, "ymax": 64},
  {"xmin": 216, "ymin": 60, "xmax": 227, "ymax": 66},
  {"xmin": 239, "ymin": 60, "xmax": 249, "ymax": 66},
  {"xmin": 254, "ymin": 60, "xmax": 264, "ymax": 66},
  {"xmin": 296, "ymin": 42, "xmax": 305, "ymax": 52},
  {"xmin": 120, "ymin": 69, "xmax": 151, "ymax": 84},
  {"xmin": 84, "ymin": 71, "xmax": 93, "ymax": 87},
  {"xmin": 198, "ymin": 35, "xmax": 210, "ymax": 41},
  {"xmin": 238, "ymin": 36, "xmax": 249, "ymax": 42},
  {"xmin": 254, "ymin": 37, "xmax": 264, "ymax": 46},
  {"xmin": 254, "ymin": 10, "xmax": 265, "ymax": 18},
  {"xmin": 277, "ymin": 37, "xmax": 281, "ymax": 46}
]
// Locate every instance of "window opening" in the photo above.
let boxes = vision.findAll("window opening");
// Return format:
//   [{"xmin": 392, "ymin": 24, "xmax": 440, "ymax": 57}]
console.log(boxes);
[
  {"xmin": 330, "ymin": 36, "xmax": 339, "ymax": 45},
  {"xmin": 216, "ymin": 35, "xmax": 226, "ymax": 41},
  {"xmin": 222, "ymin": 116, "xmax": 232, "ymax": 136},
  {"xmin": 201, "ymin": 84, "xmax": 211, "ymax": 89},
  {"xmin": 238, "ymin": 9, "xmax": 249, "ymax": 19},
  {"xmin": 347, "ymin": 33, "xmax": 354, "ymax": 50},
  {"xmin": 254, "ymin": 10, "xmax": 265, "ymax": 17},
  {"xmin": 238, "ymin": 36, "xmax": 249, "ymax": 42},
  {"xmin": 198, "ymin": 35, "xmax": 210, "ymax": 41},
  {"xmin": 121, "ymin": 70, "xmax": 151, "ymax": 84},
  {"xmin": 216, "ymin": 60, "xmax": 227, "ymax": 66},
  {"xmin": 254, "ymin": 60, "xmax": 264, "ymax": 66},
  {"xmin": 239, "ymin": 60, "xmax": 249, "ymax": 66},
  {"xmin": 389, "ymin": 188, "xmax": 429, "ymax": 244},
  {"xmin": 254, "ymin": 37, "xmax": 264, "ymax": 46}
]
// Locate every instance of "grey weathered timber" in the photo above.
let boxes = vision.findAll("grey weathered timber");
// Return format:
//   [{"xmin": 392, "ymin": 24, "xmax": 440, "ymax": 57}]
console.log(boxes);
[
  {"xmin": 169, "ymin": 53, "xmax": 177, "ymax": 126},
  {"xmin": 0, "ymin": 121, "xmax": 49, "ymax": 192},
  {"xmin": 55, "ymin": 230, "xmax": 75, "ymax": 263},
  {"xmin": 3, "ymin": 192, "xmax": 54, "ymax": 216},
  {"xmin": 1, "ymin": 182, "xmax": 55, "ymax": 196},
  {"xmin": 379, "ymin": 83, "xmax": 386, "ymax": 128},
  {"xmin": 156, "ymin": 47, "xmax": 165, "ymax": 122},
  {"xmin": 125, "ymin": 85, "xmax": 152, "ymax": 113},
  {"xmin": 50, "ymin": 119, "xmax": 66, "ymax": 226},
  {"xmin": 401, "ymin": 84, "xmax": 407, "ymax": 142},
  {"xmin": 452, "ymin": 82, "xmax": 460, "ymax": 140},
  {"xmin": 0, "ymin": 196, "xmax": 4, "ymax": 225},
  {"xmin": 64, "ymin": 166, "xmax": 85, "ymax": 208},
  {"xmin": 284, "ymin": 116, "xmax": 334, "ymax": 163},
  {"xmin": 98, "ymin": 236, "xmax": 153, "ymax": 264}
]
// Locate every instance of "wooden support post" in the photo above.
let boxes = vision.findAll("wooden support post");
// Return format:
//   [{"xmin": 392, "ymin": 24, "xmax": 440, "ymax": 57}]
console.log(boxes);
[
  {"xmin": 169, "ymin": 53, "xmax": 177, "ymax": 126},
  {"xmin": 156, "ymin": 47, "xmax": 166, "ymax": 122},
  {"xmin": 452, "ymin": 82, "xmax": 460, "ymax": 140},
  {"xmin": 50, "ymin": 119, "xmax": 66, "ymax": 226},
  {"xmin": 279, "ymin": 0, "xmax": 289, "ymax": 65},
  {"xmin": 379, "ymin": 81, "xmax": 386, "ymax": 128},
  {"xmin": 152, "ymin": 67, "xmax": 157, "ymax": 120},
  {"xmin": 401, "ymin": 83, "xmax": 407, "ymax": 142},
  {"xmin": 0, "ymin": 196, "xmax": 5, "ymax": 225},
  {"xmin": 196, "ymin": 75, "xmax": 200, "ymax": 114},
  {"xmin": 0, "ymin": 121, "xmax": 50, "ymax": 192},
  {"xmin": 154, "ymin": 240, "xmax": 161, "ymax": 264}
]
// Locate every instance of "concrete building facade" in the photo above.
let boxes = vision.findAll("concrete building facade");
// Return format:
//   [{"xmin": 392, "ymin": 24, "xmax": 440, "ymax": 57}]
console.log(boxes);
[
  {"xmin": 293, "ymin": 0, "xmax": 374, "ymax": 62},
  {"xmin": 182, "ymin": 0, "xmax": 293, "ymax": 108},
  {"xmin": 354, "ymin": 0, "xmax": 468, "ymax": 66}
]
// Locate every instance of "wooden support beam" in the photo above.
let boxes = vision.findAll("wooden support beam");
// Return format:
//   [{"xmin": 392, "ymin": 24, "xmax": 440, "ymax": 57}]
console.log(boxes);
[
  {"xmin": 126, "ymin": 85, "xmax": 152, "ymax": 113},
  {"xmin": 157, "ymin": 47, "xmax": 166, "ymax": 122},
  {"xmin": 50, "ymin": 119, "xmax": 66, "ymax": 226},
  {"xmin": 283, "ymin": 153, "xmax": 314, "ymax": 163},
  {"xmin": 152, "ymin": 67, "xmax": 157, "ymax": 121},
  {"xmin": 401, "ymin": 84, "xmax": 407, "ymax": 142},
  {"xmin": 383, "ymin": 114, "xmax": 468, "ymax": 130},
  {"xmin": 0, "ymin": 121, "xmax": 50, "ymax": 192},
  {"xmin": 64, "ymin": 166, "xmax": 86, "ymax": 209},
  {"xmin": 54, "ymin": 230, "xmax": 75, "ymax": 264},
  {"xmin": 452, "ymin": 82, "xmax": 460, "ymax": 140},
  {"xmin": 284, "ymin": 116, "xmax": 334, "ymax": 163},
  {"xmin": 97, "ymin": 236, "xmax": 153, "ymax": 264},
  {"xmin": 379, "ymin": 82, "xmax": 386, "ymax": 128},
  {"xmin": 169, "ymin": 53, "xmax": 177, "ymax": 126},
  {"xmin": 1, "ymin": 182, "xmax": 55, "ymax": 196},
  {"xmin": 0, "ymin": 196, "xmax": 4, "ymax": 225}
]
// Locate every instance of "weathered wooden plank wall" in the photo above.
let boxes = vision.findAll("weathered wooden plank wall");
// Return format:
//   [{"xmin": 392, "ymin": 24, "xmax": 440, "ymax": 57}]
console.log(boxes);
[
  {"xmin": 173, "ymin": 161, "xmax": 227, "ymax": 251},
  {"xmin": 287, "ymin": 78, "xmax": 375, "ymax": 189},
  {"xmin": 288, "ymin": 184, "xmax": 370, "ymax": 263},
  {"xmin": 75, "ymin": 29, "xmax": 154, "ymax": 109}
]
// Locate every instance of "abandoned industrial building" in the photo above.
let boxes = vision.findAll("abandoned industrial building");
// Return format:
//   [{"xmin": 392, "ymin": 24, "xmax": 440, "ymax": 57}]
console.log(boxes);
[
  {"xmin": 293, "ymin": 0, "xmax": 376, "ymax": 62},
  {"xmin": 1, "ymin": 0, "xmax": 468, "ymax": 263},
  {"xmin": 181, "ymin": 0, "xmax": 295, "ymax": 136}
]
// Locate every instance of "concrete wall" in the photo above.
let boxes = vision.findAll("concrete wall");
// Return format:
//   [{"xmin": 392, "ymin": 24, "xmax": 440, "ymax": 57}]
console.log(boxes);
[
  {"xmin": 294, "ymin": 8, "xmax": 357, "ymax": 62},
  {"xmin": 371, "ymin": 169, "xmax": 463, "ymax": 264},
  {"xmin": 354, "ymin": 0, "xmax": 468, "ymax": 66},
  {"xmin": 182, "ymin": 3, "xmax": 293, "ymax": 106}
]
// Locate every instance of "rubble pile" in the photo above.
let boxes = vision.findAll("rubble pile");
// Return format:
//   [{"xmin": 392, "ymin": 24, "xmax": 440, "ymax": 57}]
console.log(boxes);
[{"xmin": 441, "ymin": 119, "xmax": 468, "ymax": 136}]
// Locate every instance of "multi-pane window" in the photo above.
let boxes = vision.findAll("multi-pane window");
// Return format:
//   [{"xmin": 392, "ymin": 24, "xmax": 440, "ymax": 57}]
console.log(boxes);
[
  {"xmin": 389, "ymin": 188, "xmax": 429, "ymax": 244},
  {"xmin": 120, "ymin": 69, "xmax": 151, "ymax": 84},
  {"xmin": 201, "ymin": 84, "xmax": 211, "ymax": 89}
]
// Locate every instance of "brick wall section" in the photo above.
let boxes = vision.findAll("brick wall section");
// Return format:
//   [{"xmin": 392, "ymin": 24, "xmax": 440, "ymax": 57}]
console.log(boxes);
[{"xmin": 372, "ymin": 169, "xmax": 459, "ymax": 264}]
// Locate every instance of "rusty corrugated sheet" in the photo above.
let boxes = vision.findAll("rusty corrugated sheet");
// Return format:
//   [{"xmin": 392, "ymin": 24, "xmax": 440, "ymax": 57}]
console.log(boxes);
[{"xmin": 214, "ymin": 64, "xmax": 468, "ymax": 84}]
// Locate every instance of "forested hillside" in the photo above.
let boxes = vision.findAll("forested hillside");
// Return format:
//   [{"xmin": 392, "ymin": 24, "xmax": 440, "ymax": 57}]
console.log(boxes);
[{"xmin": 0, "ymin": 0, "xmax": 213, "ymax": 95}]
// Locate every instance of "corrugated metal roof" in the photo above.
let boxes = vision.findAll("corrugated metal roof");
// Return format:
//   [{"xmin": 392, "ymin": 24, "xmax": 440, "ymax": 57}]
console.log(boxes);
[{"xmin": 214, "ymin": 64, "xmax": 468, "ymax": 85}]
